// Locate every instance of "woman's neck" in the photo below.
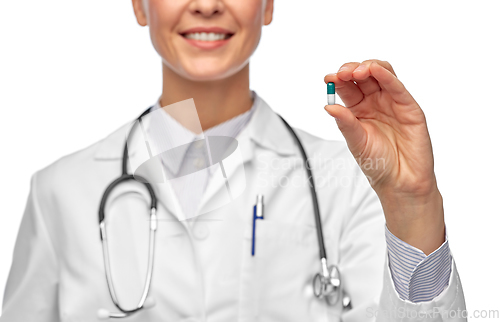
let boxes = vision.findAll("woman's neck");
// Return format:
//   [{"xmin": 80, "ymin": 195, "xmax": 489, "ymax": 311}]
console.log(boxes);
[{"xmin": 159, "ymin": 63, "xmax": 254, "ymax": 132}]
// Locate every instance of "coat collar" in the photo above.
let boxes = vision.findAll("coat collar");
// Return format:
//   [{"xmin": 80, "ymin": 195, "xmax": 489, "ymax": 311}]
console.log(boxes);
[
  {"xmin": 93, "ymin": 90, "xmax": 297, "ymax": 161},
  {"xmin": 93, "ymin": 90, "xmax": 298, "ymax": 222}
]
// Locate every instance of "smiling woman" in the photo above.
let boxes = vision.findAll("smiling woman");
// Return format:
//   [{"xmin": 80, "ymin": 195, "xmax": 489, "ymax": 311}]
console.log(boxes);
[
  {"xmin": 135, "ymin": 0, "xmax": 268, "ymax": 77},
  {"xmin": 0, "ymin": 0, "xmax": 469, "ymax": 321},
  {"xmin": 127, "ymin": 0, "xmax": 273, "ymax": 131}
]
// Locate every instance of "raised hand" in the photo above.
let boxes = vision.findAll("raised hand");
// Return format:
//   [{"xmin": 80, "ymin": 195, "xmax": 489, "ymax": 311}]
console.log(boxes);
[{"xmin": 324, "ymin": 60, "xmax": 445, "ymax": 254}]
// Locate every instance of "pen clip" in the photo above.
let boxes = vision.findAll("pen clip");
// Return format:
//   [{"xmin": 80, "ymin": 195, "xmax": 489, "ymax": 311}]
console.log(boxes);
[{"xmin": 252, "ymin": 194, "xmax": 264, "ymax": 256}]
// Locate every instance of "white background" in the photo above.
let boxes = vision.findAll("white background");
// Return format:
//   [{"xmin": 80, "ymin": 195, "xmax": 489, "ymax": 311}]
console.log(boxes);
[{"xmin": 1, "ymin": 0, "xmax": 499, "ymax": 319}]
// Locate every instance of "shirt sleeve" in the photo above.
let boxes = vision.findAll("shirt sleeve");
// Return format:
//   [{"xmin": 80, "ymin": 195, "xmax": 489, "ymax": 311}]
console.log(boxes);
[{"xmin": 384, "ymin": 225, "xmax": 452, "ymax": 302}]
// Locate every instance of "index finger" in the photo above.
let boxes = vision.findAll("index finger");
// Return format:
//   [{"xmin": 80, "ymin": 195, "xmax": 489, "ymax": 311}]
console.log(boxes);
[{"xmin": 369, "ymin": 62, "xmax": 415, "ymax": 105}]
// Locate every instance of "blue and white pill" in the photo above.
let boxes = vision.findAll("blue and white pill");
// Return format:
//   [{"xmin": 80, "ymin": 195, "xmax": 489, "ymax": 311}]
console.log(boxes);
[{"xmin": 327, "ymin": 82, "xmax": 335, "ymax": 105}]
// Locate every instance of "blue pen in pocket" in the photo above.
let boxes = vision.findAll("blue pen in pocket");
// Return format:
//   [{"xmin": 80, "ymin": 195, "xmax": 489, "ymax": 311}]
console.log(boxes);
[{"xmin": 251, "ymin": 194, "xmax": 264, "ymax": 256}]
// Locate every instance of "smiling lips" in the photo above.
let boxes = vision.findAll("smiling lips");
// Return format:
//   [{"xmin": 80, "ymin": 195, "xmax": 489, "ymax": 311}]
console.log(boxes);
[{"xmin": 180, "ymin": 27, "xmax": 234, "ymax": 49}]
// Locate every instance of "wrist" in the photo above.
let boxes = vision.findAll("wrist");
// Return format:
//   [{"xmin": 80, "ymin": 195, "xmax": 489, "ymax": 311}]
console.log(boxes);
[{"xmin": 381, "ymin": 188, "xmax": 446, "ymax": 255}]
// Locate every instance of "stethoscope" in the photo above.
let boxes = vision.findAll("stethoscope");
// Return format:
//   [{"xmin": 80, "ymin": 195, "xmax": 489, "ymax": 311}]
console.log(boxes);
[{"xmin": 97, "ymin": 106, "xmax": 351, "ymax": 319}]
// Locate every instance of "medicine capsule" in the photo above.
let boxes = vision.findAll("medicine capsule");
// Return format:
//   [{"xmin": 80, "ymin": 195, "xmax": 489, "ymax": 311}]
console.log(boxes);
[{"xmin": 327, "ymin": 82, "xmax": 335, "ymax": 105}]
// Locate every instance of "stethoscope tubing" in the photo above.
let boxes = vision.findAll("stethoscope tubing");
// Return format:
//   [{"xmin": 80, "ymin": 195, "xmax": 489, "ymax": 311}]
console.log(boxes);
[
  {"xmin": 98, "ymin": 107, "xmax": 339, "ymax": 318},
  {"xmin": 277, "ymin": 115, "xmax": 327, "ymax": 261}
]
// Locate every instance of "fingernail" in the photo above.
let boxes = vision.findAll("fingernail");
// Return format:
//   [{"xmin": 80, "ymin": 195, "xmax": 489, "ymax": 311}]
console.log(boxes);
[
  {"xmin": 338, "ymin": 66, "xmax": 349, "ymax": 73},
  {"xmin": 354, "ymin": 65, "xmax": 366, "ymax": 73}
]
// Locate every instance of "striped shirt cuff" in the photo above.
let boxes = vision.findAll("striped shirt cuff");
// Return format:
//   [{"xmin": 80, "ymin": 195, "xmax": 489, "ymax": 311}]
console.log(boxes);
[{"xmin": 385, "ymin": 225, "xmax": 452, "ymax": 302}]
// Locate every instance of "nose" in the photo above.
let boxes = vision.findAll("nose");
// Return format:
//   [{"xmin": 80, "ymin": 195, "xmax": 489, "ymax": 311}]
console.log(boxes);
[{"xmin": 189, "ymin": 0, "xmax": 225, "ymax": 17}]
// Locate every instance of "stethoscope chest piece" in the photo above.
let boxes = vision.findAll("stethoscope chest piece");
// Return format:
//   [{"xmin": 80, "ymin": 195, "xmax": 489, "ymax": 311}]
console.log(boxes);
[
  {"xmin": 312, "ymin": 263, "xmax": 351, "ymax": 309},
  {"xmin": 313, "ymin": 264, "xmax": 341, "ymax": 304}
]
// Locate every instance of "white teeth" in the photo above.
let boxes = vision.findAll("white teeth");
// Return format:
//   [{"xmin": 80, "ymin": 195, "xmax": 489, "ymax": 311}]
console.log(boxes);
[{"xmin": 184, "ymin": 32, "xmax": 229, "ymax": 41}]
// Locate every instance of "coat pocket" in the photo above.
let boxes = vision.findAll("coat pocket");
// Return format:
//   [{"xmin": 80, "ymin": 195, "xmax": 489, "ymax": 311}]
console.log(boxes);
[{"xmin": 238, "ymin": 220, "xmax": 341, "ymax": 322}]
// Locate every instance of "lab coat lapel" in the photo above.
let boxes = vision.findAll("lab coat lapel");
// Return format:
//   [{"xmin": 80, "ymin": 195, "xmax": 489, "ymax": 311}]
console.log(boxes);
[
  {"xmin": 196, "ymin": 130, "xmax": 254, "ymax": 216},
  {"xmin": 196, "ymin": 94, "xmax": 296, "ymax": 216},
  {"xmin": 128, "ymin": 123, "xmax": 189, "ymax": 225},
  {"xmin": 93, "ymin": 92, "xmax": 297, "ymax": 223}
]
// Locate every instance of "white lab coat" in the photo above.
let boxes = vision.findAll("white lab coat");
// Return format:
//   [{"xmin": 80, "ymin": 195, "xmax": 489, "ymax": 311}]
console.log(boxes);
[{"xmin": 1, "ymin": 93, "xmax": 466, "ymax": 322}]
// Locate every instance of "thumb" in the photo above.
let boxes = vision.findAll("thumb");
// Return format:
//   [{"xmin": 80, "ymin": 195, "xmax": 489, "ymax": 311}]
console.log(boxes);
[{"xmin": 324, "ymin": 104, "xmax": 367, "ymax": 157}]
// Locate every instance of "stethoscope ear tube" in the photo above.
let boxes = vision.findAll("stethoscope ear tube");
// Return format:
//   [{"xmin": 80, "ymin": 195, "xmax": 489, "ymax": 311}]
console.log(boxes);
[
  {"xmin": 98, "ymin": 104, "xmax": 157, "ymax": 226},
  {"xmin": 98, "ymin": 174, "xmax": 157, "ymax": 226},
  {"xmin": 98, "ymin": 215, "xmax": 157, "ymax": 317},
  {"xmin": 98, "ymin": 108, "xmax": 158, "ymax": 318},
  {"xmin": 97, "ymin": 173, "xmax": 158, "ymax": 318}
]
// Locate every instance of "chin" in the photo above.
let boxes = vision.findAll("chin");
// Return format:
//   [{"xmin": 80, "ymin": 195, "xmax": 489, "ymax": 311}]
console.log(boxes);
[{"xmin": 181, "ymin": 65, "xmax": 240, "ymax": 82}]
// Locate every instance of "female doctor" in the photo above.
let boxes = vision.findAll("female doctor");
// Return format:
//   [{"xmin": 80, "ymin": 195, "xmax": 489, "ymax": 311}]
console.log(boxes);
[{"xmin": 1, "ymin": 0, "xmax": 466, "ymax": 321}]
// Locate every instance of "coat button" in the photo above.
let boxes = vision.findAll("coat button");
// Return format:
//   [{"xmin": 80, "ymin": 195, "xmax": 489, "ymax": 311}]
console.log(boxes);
[
  {"xmin": 193, "ymin": 222, "xmax": 209, "ymax": 240},
  {"xmin": 194, "ymin": 140, "xmax": 204, "ymax": 149},
  {"xmin": 193, "ymin": 157, "xmax": 205, "ymax": 169}
]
